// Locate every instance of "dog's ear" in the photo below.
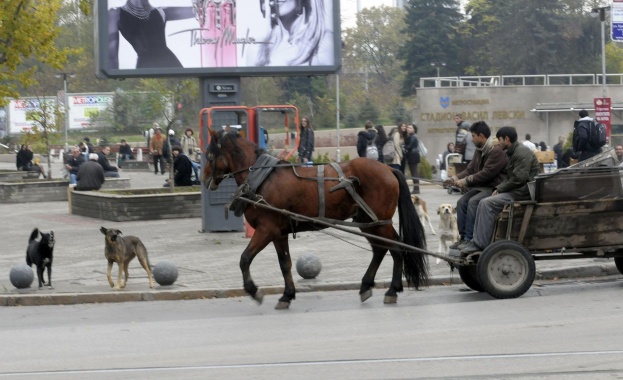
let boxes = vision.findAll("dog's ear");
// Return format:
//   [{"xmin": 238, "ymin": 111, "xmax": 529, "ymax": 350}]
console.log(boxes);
[
  {"xmin": 100, "ymin": 227, "xmax": 108, "ymax": 235},
  {"xmin": 452, "ymin": 206, "xmax": 457, "ymax": 214},
  {"xmin": 437, "ymin": 206, "xmax": 441, "ymax": 215},
  {"xmin": 116, "ymin": 229, "xmax": 123, "ymax": 235}
]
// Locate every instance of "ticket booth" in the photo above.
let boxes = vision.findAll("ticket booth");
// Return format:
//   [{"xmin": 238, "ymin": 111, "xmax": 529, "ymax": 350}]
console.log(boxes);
[{"xmin": 199, "ymin": 105, "xmax": 299, "ymax": 232}]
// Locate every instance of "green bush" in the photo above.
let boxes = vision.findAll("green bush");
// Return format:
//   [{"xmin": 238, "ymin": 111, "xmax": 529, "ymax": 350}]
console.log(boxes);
[{"xmin": 418, "ymin": 158, "xmax": 432, "ymax": 179}]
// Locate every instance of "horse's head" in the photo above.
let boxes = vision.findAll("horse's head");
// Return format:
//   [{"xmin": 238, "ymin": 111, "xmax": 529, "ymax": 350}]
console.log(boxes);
[{"xmin": 202, "ymin": 129, "xmax": 232, "ymax": 191}]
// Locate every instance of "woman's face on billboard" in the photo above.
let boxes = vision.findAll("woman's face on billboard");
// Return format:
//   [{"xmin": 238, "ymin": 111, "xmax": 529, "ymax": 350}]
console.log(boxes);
[{"xmin": 277, "ymin": 0, "xmax": 296, "ymax": 17}]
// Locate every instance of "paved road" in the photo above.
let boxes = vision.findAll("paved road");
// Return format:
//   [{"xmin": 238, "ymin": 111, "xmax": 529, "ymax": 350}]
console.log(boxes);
[{"xmin": 0, "ymin": 161, "xmax": 618, "ymax": 306}]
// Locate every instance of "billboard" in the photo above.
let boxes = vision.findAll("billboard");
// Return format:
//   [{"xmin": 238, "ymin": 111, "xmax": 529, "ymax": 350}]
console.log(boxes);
[
  {"xmin": 68, "ymin": 93, "xmax": 114, "ymax": 130},
  {"xmin": 95, "ymin": 0, "xmax": 341, "ymax": 78},
  {"xmin": 8, "ymin": 98, "xmax": 57, "ymax": 134}
]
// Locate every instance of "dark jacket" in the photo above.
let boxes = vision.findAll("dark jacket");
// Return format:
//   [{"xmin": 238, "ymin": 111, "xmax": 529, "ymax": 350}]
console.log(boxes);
[
  {"xmin": 403, "ymin": 134, "xmax": 421, "ymax": 165},
  {"xmin": 119, "ymin": 144, "xmax": 134, "ymax": 159},
  {"xmin": 572, "ymin": 117, "xmax": 601, "ymax": 161},
  {"xmin": 67, "ymin": 154, "xmax": 85, "ymax": 175},
  {"xmin": 16, "ymin": 149, "xmax": 30, "ymax": 170},
  {"xmin": 456, "ymin": 138, "xmax": 507, "ymax": 188},
  {"xmin": 163, "ymin": 136, "xmax": 181, "ymax": 159},
  {"xmin": 76, "ymin": 161, "xmax": 105, "ymax": 191},
  {"xmin": 97, "ymin": 152, "xmax": 118, "ymax": 173},
  {"xmin": 173, "ymin": 153, "xmax": 194, "ymax": 186},
  {"xmin": 356, "ymin": 129, "xmax": 383, "ymax": 162},
  {"xmin": 298, "ymin": 127, "xmax": 315, "ymax": 161},
  {"xmin": 495, "ymin": 141, "xmax": 540, "ymax": 200}
]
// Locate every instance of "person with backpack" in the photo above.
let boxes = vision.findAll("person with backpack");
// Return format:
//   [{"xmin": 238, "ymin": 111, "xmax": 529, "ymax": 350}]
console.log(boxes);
[
  {"xmin": 297, "ymin": 117, "xmax": 315, "ymax": 164},
  {"xmin": 572, "ymin": 109, "xmax": 604, "ymax": 161},
  {"xmin": 404, "ymin": 124, "xmax": 421, "ymax": 194},
  {"xmin": 356, "ymin": 120, "xmax": 383, "ymax": 162}
]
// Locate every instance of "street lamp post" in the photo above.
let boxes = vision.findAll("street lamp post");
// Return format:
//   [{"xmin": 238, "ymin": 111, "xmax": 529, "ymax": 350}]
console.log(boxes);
[
  {"xmin": 591, "ymin": 6, "xmax": 610, "ymax": 97},
  {"xmin": 55, "ymin": 72, "xmax": 75, "ymax": 154},
  {"xmin": 430, "ymin": 62, "xmax": 446, "ymax": 77}
]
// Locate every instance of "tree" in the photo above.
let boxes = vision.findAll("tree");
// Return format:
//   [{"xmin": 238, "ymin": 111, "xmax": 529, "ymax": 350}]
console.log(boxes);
[
  {"xmin": 399, "ymin": 0, "xmax": 464, "ymax": 96},
  {"xmin": 462, "ymin": 0, "xmax": 602, "ymax": 77},
  {"xmin": 343, "ymin": 6, "xmax": 407, "ymax": 85},
  {"xmin": 341, "ymin": 6, "xmax": 407, "ymax": 125},
  {"xmin": 0, "ymin": 1, "xmax": 78, "ymax": 106},
  {"xmin": 22, "ymin": 95, "xmax": 63, "ymax": 179}
]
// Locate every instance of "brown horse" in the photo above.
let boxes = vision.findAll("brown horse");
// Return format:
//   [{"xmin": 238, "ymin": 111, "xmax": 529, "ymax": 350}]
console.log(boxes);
[{"xmin": 202, "ymin": 129, "xmax": 428, "ymax": 309}]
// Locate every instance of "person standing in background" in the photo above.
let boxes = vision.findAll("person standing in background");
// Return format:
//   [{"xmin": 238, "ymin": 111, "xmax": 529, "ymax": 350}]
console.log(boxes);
[
  {"xmin": 404, "ymin": 124, "xmax": 421, "ymax": 194},
  {"xmin": 149, "ymin": 127, "xmax": 166, "ymax": 175},
  {"xmin": 298, "ymin": 117, "xmax": 315, "ymax": 164}
]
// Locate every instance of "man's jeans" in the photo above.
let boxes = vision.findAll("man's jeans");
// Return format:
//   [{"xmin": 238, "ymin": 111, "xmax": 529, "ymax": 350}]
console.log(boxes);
[
  {"xmin": 472, "ymin": 192, "xmax": 515, "ymax": 248},
  {"xmin": 457, "ymin": 188, "xmax": 493, "ymax": 241}
]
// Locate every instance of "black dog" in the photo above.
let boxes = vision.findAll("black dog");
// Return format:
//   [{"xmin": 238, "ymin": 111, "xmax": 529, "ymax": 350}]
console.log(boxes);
[{"xmin": 26, "ymin": 228, "xmax": 55, "ymax": 289}]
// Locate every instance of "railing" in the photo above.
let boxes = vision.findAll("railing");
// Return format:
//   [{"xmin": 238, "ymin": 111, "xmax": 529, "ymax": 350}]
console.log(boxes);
[{"xmin": 420, "ymin": 74, "xmax": 623, "ymax": 88}]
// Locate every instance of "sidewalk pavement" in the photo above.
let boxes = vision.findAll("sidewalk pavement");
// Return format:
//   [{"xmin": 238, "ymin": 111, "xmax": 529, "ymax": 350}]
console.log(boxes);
[{"xmin": 0, "ymin": 161, "xmax": 619, "ymax": 306}]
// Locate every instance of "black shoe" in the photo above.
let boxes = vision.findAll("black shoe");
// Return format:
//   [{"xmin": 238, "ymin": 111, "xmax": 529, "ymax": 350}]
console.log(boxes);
[
  {"xmin": 161, "ymin": 172, "xmax": 165, "ymax": 175},
  {"xmin": 460, "ymin": 241, "xmax": 483, "ymax": 255},
  {"xmin": 155, "ymin": 172, "xmax": 158, "ymax": 175}
]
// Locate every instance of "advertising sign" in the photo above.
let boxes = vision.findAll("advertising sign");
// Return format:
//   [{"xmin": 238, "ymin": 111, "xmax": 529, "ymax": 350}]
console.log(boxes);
[
  {"xmin": 8, "ymin": 98, "xmax": 57, "ymax": 134},
  {"xmin": 594, "ymin": 97, "xmax": 612, "ymax": 138},
  {"xmin": 68, "ymin": 93, "xmax": 114, "ymax": 130},
  {"xmin": 96, "ymin": 0, "xmax": 341, "ymax": 78},
  {"xmin": 614, "ymin": 0, "xmax": 623, "ymax": 41}
]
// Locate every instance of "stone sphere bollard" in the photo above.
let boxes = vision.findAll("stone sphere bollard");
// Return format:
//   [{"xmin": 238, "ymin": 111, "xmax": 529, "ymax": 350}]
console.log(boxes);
[
  {"xmin": 296, "ymin": 253, "xmax": 322, "ymax": 279},
  {"xmin": 10, "ymin": 263, "xmax": 34, "ymax": 289},
  {"xmin": 152, "ymin": 260, "xmax": 178, "ymax": 286}
]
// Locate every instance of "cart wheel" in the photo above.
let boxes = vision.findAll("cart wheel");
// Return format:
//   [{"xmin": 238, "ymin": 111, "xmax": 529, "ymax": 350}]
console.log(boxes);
[
  {"xmin": 477, "ymin": 241, "xmax": 535, "ymax": 299},
  {"xmin": 614, "ymin": 256, "xmax": 623, "ymax": 275},
  {"xmin": 458, "ymin": 265, "xmax": 484, "ymax": 292},
  {"xmin": 447, "ymin": 187, "xmax": 453, "ymax": 194}
]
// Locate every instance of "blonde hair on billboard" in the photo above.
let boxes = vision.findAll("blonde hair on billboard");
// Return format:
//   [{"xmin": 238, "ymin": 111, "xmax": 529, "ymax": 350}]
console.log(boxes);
[{"xmin": 257, "ymin": 0, "xmax": 326, "ymax": 66}]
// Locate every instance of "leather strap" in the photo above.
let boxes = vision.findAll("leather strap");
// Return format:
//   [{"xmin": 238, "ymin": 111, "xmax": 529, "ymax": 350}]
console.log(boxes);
[
  {"xmin": 317, "ymin": 165, "xmax": 325, "ymax": 218},
  {"xmin": 328, "ymin": 163, "xmax": 379, "ymax": 222}
]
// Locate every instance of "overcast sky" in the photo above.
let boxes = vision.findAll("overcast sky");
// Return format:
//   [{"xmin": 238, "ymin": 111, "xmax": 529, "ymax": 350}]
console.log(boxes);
[{"xmin": 340, "ymin": 0, "xmax": 467, "ymax": 29}]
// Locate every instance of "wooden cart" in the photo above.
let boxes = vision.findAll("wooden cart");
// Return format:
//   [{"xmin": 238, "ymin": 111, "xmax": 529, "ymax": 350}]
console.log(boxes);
[{"xmin": 456, "ymin": 164, "xmax": 623, "ymax": 299}]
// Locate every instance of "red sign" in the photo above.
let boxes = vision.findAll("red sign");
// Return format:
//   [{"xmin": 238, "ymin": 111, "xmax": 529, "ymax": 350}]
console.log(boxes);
[{"xmin": 594, "ymin": 97, "xmax": 612, "ymax": 138}]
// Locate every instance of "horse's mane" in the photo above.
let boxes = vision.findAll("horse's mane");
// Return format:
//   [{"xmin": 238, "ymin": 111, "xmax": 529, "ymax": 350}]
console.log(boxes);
[{"xmin": 209, "ymin": 129, "xmax": 265, "ymax": 161}]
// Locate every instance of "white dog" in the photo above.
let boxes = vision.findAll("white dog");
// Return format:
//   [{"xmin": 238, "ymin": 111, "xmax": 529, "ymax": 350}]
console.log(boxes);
[
  {"xmin": 436, "ymin": 204, "xmax": 459, "ymax": 264},
  {"xmin": 411, "ymin": 195, "xmax": 436, "ymax": 235}
]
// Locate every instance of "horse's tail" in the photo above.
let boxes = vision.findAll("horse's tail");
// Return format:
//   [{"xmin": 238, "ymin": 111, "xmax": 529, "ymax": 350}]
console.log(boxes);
[{"xmin": 392, "ymin": 169, "xmax": 428, "ymax": 289}]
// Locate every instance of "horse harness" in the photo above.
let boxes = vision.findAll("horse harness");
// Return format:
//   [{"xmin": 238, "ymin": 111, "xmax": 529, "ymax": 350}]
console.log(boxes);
[{"xmin": 225, "ymin": 154, "xmax": 391, "ymax": 229}]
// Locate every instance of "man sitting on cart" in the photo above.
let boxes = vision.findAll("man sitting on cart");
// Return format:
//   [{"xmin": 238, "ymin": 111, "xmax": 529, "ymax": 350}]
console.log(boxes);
[
  {"xmin": 460, "ymin": 126, "xmax": 540, "ymax": 255},
  {"xmin": 444, "ymin": 121, "xmax": 508, "ymax": 251}
]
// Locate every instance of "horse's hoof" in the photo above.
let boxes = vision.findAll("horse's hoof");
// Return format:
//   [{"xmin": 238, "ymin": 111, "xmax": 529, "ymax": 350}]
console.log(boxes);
[
  {"xmin": 275, "ymin": 301, "xmax": 290, "ymax": 310},
  {"xmin": 252, "ymin": 290, "xmax": 264, "ymax": 305},
  {"xmin": 360, "ymin": 289, "xmax": 373, "ymax": 303},
  {"xmin": 383, "ymin": 295, "xmax": 398, "ymax": 304}
]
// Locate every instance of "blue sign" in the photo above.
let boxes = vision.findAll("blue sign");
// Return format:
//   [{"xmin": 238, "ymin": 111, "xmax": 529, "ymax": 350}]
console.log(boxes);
[
  {"xmin": 612, "ymin": 3, "xmax": 623, "ymax": 41},
  {"xmin": 440, "ymin": 97, "xmax": 450, "ymax": 109}
]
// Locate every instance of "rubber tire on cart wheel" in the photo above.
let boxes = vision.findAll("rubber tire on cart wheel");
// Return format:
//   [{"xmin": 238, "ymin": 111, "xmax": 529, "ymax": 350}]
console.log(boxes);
[
  {"xmin": 614, "ymin": 256, "xmax": 623, "ymax": 275},
  {"xmin": 458, "ymin": 265, "xmax": 484, "ymax": 292},
  {"xmin": 477, "ymin": 240, "xmax": 535, "ymax": 299}
]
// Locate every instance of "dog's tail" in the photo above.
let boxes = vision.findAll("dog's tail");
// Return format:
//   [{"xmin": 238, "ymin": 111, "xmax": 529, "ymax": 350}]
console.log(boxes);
[
  {"xmin": 29, "ymin": 228, "xmax": 39, "ymax": 243},
  {"xmin": 392, "ymin": 169, "xmax": 428, "ymax": 289}
]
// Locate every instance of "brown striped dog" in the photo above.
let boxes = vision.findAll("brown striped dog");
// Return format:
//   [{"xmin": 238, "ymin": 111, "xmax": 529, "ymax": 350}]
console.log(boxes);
[{"xmin": 100, "ymin": 227, "xmax": 154, "ymax": 290}]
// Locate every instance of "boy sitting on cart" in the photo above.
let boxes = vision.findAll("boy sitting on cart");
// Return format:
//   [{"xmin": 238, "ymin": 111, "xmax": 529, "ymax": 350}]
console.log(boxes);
[
  {"xmin": 460, "ymin": 126, "xmax": 540, "ymax": 255},
  {"xmin": 444, "ymin": 121, "xmax": 509, "ymax": 251}
]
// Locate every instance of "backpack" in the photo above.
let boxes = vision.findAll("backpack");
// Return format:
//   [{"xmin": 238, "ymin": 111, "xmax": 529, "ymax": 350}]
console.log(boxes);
[
  {"xmin": 366, "ymin": 135, "xmax": 379, "ymax": 160},
  {"xmin": 418, "ymin": 139, "xmax": 428, "ymax": 157},
  {"xmin": 382, "ymin": 140, "xmax": 396, "ymax": 164},
  {"xmin": 590, "ymin": 121, "xmax": 607, "ymax": 149}
]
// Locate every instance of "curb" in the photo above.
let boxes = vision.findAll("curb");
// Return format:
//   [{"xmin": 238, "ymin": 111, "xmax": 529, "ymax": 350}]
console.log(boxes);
[{"xmin": 1, "ymin": 264, "xmax": 618, "ymax": 307}]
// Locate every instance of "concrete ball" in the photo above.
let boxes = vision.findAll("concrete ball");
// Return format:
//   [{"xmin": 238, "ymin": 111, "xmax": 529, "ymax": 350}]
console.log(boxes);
[
  {"xmin": 10, "ymin": 263, "xmax": 34, "ymax": 289},
  {"xmin": 296, "ymin": 253, "xmax": 322, "ymax": 280},
  {"xmin": 152, "ymin": 260, "xmax": 178, "ymax": 286}
]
